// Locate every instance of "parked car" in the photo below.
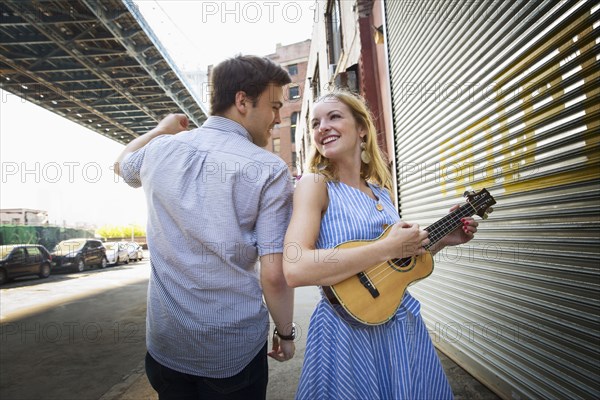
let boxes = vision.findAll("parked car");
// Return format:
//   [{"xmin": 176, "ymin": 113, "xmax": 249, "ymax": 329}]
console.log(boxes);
[
  {"xmin": 51, "ymin": 238, "xmax": 107, "ymax": 272},
  {"xmin": 104, "ymin": 241, "xmax": 129, "ymax": 265},
  {"xmin": 0, "ymin": 244, "xmax": 52, "ymax": 285},
  {"xmin": 124, "ymin": 242, "xmax": 143, "ymax": 262}
]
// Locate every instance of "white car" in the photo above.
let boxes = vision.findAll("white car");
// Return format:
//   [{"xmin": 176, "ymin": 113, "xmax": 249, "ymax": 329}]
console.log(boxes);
[
  {"xmin": 104, "ymin": 242, "xmax": 129, "ymax": 265},
  {"xmin": 124, "ymin": 242, "xmax": 144, "ymax": 262}
]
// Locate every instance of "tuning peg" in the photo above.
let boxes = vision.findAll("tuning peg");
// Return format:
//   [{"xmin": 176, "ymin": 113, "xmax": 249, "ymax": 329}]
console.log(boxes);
[
  {"xmin": 482, "ymin": 213, "xmax": 489, "ymax": 220},
  {"xmin": 487, "ymin": 207, "xmax": 494, "ymax": 214},
  {"xmin": 463, "ymin": 190, "xmax": 475, "ymax": 197}
]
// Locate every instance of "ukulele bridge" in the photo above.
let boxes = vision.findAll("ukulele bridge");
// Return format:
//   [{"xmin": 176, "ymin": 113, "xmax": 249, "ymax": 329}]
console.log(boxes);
[{"xmin": 357, "ymin": 272, "xmax": 380, "ymax": 298}]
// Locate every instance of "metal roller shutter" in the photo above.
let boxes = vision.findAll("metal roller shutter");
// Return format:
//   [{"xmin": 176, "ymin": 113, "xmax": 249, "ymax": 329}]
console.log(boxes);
[{"xmin": 384, "ymin": 0, "xmax": 599, "ymax": 398}]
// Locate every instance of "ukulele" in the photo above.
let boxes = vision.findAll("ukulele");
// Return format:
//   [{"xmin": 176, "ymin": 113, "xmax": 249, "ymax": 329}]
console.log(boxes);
[{"xmin": 321, "ymin": 188, "xmax": 496, "ymax": 325}]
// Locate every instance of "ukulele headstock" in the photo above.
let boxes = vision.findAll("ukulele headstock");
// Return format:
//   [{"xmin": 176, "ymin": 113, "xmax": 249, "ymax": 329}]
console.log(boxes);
[{"xmin": 463, "ymin": 189, "xmax": 496, "ymax": 219}]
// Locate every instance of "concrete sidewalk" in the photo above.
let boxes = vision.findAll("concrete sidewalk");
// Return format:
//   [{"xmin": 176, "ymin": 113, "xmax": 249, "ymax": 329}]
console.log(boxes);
[{"xmin": 100, "ymin": 286, "xmax": 499, "ymax": 400}]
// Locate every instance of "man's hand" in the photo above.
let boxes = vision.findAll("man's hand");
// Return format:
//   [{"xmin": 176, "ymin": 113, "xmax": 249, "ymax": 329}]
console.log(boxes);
[
  {"xmin": 268, "ymin": 335, "xmax": 295, "ymax": 362},
  {"xmin": 156, "ymin": 113, "xmax": 189, "ymax": 135}
]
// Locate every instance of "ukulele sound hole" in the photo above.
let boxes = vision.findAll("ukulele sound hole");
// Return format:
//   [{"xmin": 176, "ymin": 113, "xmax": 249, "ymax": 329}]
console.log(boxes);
[{"xmin": 388, "ymin": 257, "xmax": 416, "ymax": 272}]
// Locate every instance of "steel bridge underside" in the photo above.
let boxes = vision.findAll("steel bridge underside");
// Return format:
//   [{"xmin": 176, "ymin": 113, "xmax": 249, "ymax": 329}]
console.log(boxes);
[{"xmin": 0, "ymin": 0, "xmax": 207, "ymax": 145}]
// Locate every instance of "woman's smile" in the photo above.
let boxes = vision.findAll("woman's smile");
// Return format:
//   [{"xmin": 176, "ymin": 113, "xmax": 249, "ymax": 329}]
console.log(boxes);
[{"xmin": 321, "ymin": 134, "xmax": 340, "ymax": 145}]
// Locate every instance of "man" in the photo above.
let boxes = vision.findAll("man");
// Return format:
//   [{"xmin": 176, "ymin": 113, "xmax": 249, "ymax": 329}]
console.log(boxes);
[{"xmin": 114, "ymin": 55, "xmax": 295, "ymax": 399}]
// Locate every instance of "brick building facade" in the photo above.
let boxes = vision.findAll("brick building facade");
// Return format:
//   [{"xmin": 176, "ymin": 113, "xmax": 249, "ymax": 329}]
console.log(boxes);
[{"xmin": 265, "ymin": 40, "xmax": 310, "ymax": 178}]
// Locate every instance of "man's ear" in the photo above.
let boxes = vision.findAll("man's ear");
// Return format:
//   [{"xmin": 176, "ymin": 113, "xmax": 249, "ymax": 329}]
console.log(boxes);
[{"xmin": 235, "ymin": 91, "xmax": 248, "ymax": 114}]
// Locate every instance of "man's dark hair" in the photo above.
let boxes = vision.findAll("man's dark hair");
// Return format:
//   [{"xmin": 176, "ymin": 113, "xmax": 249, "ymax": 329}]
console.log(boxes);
[{"xmin": 209, "ymin": 55, "xmax": 292, "ymax": 115}]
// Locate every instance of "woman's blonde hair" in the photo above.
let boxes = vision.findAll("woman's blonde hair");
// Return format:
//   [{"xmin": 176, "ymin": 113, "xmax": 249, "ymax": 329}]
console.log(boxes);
[{"xmin": 308, "ymin": 89, "xmax": 393, "ymax": 194}]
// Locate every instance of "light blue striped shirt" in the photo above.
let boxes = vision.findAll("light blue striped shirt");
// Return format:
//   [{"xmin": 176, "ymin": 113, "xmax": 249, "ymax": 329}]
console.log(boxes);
[{"xmin": 121, "ymin": 116, "xmax": 293, "ymax": 378}]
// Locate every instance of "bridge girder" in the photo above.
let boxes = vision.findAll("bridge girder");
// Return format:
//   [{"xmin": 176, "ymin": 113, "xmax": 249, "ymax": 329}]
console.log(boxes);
[{"xmin": 0, "ymin": 0, "xmax": 208, "ymax": 145}]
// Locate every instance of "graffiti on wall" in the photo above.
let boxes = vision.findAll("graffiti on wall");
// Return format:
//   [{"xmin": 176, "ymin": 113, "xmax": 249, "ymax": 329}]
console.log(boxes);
[{"xmin": 437, "ymin": 10, "xmax": 597, "ymax": 196}]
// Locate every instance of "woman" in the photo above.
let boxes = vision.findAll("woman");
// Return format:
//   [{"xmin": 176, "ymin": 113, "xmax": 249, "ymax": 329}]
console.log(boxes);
[{"xmin": 283, "ymin": 90, "xmax": 478, "ymax": 399}]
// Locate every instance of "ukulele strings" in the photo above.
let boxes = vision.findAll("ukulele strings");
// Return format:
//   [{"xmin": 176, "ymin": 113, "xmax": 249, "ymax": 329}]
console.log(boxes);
[
  {"xmin": 364, "ymin": 196, "xmax": 490, "ymax": 287},
  {"xmin": 367, "ymin": 197, "xmax": 489, "ymax": 285}
]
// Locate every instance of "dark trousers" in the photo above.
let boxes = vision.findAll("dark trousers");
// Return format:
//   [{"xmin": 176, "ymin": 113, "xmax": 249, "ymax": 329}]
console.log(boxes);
[{"xmin": 145, "ymin": 343, "xmax": 268, "ymax": 400}]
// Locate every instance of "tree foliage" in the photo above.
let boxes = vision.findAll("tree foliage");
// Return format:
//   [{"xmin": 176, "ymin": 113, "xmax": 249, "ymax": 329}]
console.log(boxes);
[{"xmin": 96, "ymin": 224, "xmax": 145, "ymax": 239}]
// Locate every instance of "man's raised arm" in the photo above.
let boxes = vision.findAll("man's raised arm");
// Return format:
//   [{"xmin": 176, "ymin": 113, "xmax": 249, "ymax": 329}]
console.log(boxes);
[{"xmin": 114, "ymin": 113, "xmax": 189, "ymax": 177}]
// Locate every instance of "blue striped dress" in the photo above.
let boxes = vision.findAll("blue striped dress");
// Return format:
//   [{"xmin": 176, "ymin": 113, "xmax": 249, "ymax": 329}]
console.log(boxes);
[{"xmin": 296, "ymin": 181, "xmax": 453, "ymax": 400}]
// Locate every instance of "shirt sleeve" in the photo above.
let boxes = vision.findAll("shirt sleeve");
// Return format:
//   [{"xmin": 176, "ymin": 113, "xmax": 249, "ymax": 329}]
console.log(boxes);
[
  {"xmin": 255, "ymin": 162, "xmax": 294, "ymax": 256},
  {"xmin": 119, "ymin": 135, "xmax": 173, "ymax": 188},
  {"xmin": 120, "ymin": 146, "xmax": 147, "ymax": 188}
]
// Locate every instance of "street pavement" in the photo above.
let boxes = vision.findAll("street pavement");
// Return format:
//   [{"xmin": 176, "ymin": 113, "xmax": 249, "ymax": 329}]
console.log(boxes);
[
  {"xmin": 100, "ymin": 286, "xmax": 500, "ymax": 400},
  {"xmin": 0, "ymin": 264, "xmax": 150, "ymax": 400}
]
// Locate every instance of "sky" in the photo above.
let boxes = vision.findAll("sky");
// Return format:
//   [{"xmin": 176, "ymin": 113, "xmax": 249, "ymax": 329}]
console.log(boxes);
[{"xmin": 0, "ymin": 1, "xmax": 314, "ymax": 229}]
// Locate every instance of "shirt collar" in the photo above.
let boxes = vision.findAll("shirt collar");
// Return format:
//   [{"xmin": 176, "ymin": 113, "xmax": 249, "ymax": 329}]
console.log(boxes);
[{"xmin": 202, "ymin": 116, "xmax": 252, "ymax": 142}]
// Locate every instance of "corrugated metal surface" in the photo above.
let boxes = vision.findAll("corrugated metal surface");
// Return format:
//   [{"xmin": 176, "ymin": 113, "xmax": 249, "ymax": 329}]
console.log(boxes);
[{"xmin": 384, "ymin": 0, "xmax": 599, "ymax": 398}]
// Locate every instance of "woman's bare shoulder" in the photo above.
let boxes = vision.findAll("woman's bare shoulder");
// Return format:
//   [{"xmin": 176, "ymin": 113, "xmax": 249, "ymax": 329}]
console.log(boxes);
[
  {"xmin": 296, "ymin": 173, "xmax": 328, "ymax": 188},
  {"xmin": 294, "ymin": 173, "xmax": 328, "ymax": 208}
]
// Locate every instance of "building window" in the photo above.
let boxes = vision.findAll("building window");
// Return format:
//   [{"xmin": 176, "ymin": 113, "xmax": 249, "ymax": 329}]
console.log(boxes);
[
  {"xmin": 326, "ymin": 0, "xmax": 343, "ymax": 65},
  {"xmin": 273, "ymin": 138, "xmax": 280, "ymax": 154},
  {"xmin": 290, "ymin": 112, "xmax": 299, "ymax": 141},
  {"xmin": 289, "ymin": 85, "xmax": 300, "ymax": 100},
  {"xmin": 335, "ymin": 64, "xmax": 360, "ymax": 93},
  {"xmin": 312, "ymin": 62, "xmax": 321, "ymax": 101},
  {"xmin": 288, "ymin": 64, "xmax": 298, "ymax": 75}
]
